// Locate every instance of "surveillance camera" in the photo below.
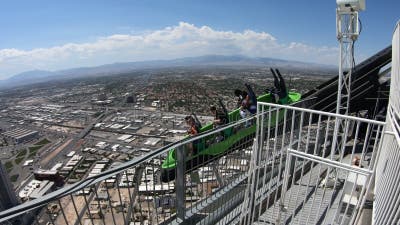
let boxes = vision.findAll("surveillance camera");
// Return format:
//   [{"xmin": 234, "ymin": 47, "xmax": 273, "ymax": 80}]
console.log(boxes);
[{"xmin": 337, "ymin": 0, "xmax": 366, "ymax": 11}]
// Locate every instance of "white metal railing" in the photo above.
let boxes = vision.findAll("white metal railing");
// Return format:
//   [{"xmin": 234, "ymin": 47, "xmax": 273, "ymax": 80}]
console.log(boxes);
[
  {"xmin": 241, "ymin": 102, "xmax": 385, "ymax": 225},
  {"xmin": 373, "ymin": 21, "xmax": 400, "ymax": 225},
  {"xmin": 0, "ymin": 39, "xmax": 395, "ymax": 225},
  {"xmin": 0, "ymin": 89, "xmax": 393, "ymax": 225},
  {"xmin": 0, "ymin": 115, "xmax": 256, "ymax": 225}
]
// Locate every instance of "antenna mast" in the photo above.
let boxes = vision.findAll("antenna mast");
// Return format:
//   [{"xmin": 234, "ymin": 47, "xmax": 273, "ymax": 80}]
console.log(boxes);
[{"xmin": 335, "ymin": 0, "xmax": 365, "ymax": 115}]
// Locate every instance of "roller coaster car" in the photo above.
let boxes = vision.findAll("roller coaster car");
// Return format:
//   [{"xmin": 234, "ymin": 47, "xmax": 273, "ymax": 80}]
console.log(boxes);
[{"xmin": 161, "ymin": 69, "xmax": 301, "ymax": 182}]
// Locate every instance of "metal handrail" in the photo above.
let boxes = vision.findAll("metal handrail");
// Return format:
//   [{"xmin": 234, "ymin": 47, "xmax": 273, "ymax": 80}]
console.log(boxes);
[
  {"xmin": 258, "ymin": 101, "xmax": 386, "ymax": 125},
  {"xmin": 1, "ymin": 100, "xmax": 386, "ymax": 223},
  {"xmin": 0, "ymin": 111, "xmax": 258, "ymax": 222},
  {"xmin": 0, "ymin": 142, "xmax": 171, "ymax": 222},
  {"xmin": 242, "ymin": 101, "xmax": 385, "ymax": 224}
]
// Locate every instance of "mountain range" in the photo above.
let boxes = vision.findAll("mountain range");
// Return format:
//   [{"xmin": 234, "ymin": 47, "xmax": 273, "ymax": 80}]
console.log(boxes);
[{"xmin": 0, "ymin": 55, "xmax": 336, "ymax": 89}]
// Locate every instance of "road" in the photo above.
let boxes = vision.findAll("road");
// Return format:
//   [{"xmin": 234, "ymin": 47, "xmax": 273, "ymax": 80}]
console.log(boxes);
[{"xmin": 40, "ymin": 111, "xmax": 109, "ymax": 169}]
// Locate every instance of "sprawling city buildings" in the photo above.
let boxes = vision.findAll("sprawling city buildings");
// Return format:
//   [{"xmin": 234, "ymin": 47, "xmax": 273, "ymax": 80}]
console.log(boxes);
[{"xmin": 0, "ymin": 67, "xmax": 331, "ymax": 224}]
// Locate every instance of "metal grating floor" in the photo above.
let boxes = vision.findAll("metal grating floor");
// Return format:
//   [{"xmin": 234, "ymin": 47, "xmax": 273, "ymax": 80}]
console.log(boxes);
[{"xmin": 255, "ymin": 161, "xmax": 344, "ymax": 225}]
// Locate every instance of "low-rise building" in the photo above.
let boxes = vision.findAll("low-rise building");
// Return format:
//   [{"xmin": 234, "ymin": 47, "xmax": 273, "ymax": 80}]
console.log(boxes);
[
  {"xmin": 19, "ymin": 180, "xmax": 54, "ymax": 201},
  {"xmin": 2, "ymin": 128, "xmax": 39, "ymax": 143}
]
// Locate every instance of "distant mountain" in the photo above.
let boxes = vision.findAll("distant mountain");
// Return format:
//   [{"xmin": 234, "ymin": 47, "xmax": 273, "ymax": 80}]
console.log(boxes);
[
  {"xmin": 4, "ymin": 70, "xmax": 54, "ymax": 84},
  {"xmin": 0, "ymin": 55, "xmax": 335, "ymax": 89}
]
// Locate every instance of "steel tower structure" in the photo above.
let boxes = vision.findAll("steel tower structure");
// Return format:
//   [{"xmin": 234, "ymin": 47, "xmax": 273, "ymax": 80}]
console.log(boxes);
[{"xmin": 335, "ymin": 0, "xmax": 365, "ymax": 115}]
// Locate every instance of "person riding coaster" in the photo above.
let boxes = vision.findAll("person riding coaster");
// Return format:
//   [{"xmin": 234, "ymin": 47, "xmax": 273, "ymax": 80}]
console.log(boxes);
[
  {"xmin": 210, "ymin": 100, "xmax": 230, "ymax": 143},
  {"xmin": 160, "ymin": 68, "xmax": 301, "ymax": 182},
  {"xmin": 235, "ymin": 84, "xmax": 257, "ymax": 120},
  {"xmin": 184, "ymin": 115, "xmax": 200, "ymax": 155},
  {"xmin": 245, "ymin": 83, "xmax": 257, "ymax": 114},
  {"xmin": 267, "ymin": 68, "xmax": 289, "ymax": 104}
]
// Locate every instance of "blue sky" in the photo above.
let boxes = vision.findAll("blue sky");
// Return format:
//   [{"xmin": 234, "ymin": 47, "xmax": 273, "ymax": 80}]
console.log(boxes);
[{"xmin": 0, "ymin": 0, "xmax": 398, "ymax": 79}]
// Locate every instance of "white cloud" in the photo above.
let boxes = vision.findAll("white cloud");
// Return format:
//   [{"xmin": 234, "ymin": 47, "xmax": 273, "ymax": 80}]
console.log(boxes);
[{"xmin": 0, "ymin": 22, "xmax": 338, "ymax": 79}]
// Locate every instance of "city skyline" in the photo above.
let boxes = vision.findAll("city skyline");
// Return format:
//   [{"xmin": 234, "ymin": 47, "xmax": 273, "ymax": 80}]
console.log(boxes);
[{"xmin": 0, "ymin": 0, "xmax": 399, "ymax": 79}]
